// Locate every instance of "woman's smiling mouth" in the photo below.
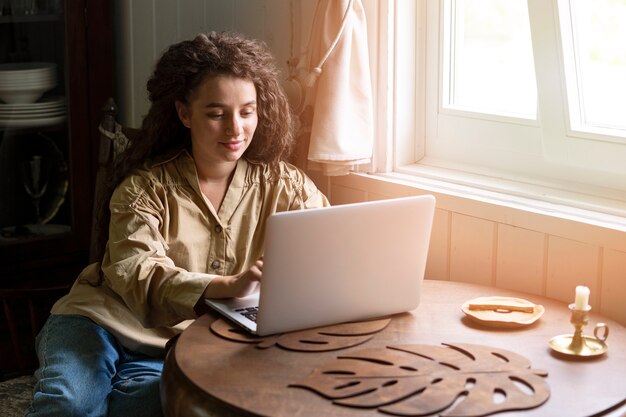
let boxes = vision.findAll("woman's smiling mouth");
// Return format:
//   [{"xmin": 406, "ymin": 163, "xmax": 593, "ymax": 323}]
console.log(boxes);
[{"xmin": 221, "ymin": 140, "xmax": 244, "ymax": 151}]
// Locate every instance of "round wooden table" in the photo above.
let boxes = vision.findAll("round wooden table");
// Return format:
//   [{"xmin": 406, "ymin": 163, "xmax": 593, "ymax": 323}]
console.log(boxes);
[{"xmin": 161, "ymin": 280, "xmax": 626, "ymax": 417}]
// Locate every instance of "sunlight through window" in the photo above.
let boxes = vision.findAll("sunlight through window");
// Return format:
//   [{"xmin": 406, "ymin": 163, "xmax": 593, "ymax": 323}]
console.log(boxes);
[
  {"xmin": 562, "ymin": 0, "xmax": 626, "ymax": 135},
  {"xmin": 444, "ymin": 0, "xmax": 537, "ymax": 119}
]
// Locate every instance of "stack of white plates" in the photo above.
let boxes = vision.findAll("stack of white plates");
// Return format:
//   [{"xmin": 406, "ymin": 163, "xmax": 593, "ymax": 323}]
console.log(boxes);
[
  {"xmin": 0, "ymin": 62, "xmax": 57, "ymax": 104},
  {"xmin": 0, "ymin": 96, "xmax": 67, "ymax": 128}
]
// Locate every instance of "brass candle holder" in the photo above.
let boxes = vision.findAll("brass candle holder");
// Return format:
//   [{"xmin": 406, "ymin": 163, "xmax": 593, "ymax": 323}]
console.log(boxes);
[{"xmin": 549, "ymin": 304, "xmax": 609, "ymax": 357}]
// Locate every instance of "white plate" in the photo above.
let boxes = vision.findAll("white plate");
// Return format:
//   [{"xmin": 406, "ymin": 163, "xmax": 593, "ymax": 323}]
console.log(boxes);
[
  {"xmin": 0, "ymin": 105, "xmax": 66, "ymax": 114},
  {"xmin": 0, "ymin": 78, "xmax": 56, "ymax": 86},
  {"xmin": 0, "ymin": 110, "xmax": 66, "ymax": 120},
  {"xmin": 0, "ymin": 115, "xmax": 67, "ymax": 128},
  {"xmin": 0, "ymin": 104, "xmax": 66, "ymax": 116},
  {"xmin": 0, "ymin": 62, "xmax": 56, "ymax": 73},
  {"xmin": 0, "ymin": 96, "xmax": 66, "ymax": 110},
  {"xmin": 0, "ymin": 102, "xmax": 65, "ymax": 111},
  {"xmin": 0, "ymin": 106, "xmax": 66, "ymax": 116},
  {"xmin": 461, "ymin": 296, "xmax": 545, "ymax": 328}
]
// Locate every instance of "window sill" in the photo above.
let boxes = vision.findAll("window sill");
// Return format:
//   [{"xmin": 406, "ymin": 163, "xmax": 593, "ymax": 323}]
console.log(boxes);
[{"xmin": 366, "ymin": 164, "xmax": 626, "ymax": 233}]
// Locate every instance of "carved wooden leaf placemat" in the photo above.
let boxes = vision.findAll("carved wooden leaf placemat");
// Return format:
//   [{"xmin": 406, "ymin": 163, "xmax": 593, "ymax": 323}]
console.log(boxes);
[
  {"xmin": 210, "ymin": 317, "xmax": 391, "ymax": 352},
  {"xmin": 290, "ymin": 343, "xmax": 550, "ymax": 416}
]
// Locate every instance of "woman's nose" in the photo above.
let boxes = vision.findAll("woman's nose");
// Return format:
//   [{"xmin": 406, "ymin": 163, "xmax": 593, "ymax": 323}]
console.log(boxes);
[{"xmin": 226, "ymin": 116, "xmax": 243, "ymax": 136}]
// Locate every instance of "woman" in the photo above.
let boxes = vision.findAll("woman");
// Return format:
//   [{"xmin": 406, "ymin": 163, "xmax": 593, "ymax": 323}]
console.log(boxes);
[{"xmin": 27, "ymin": 32, "xmax": 329, "ymax": 417}]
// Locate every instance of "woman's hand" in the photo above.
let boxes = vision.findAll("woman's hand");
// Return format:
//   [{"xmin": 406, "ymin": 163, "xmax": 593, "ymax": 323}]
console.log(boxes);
[{"xmin": 203, "ymin": 258, "xmax": 263, "ymax": 299}]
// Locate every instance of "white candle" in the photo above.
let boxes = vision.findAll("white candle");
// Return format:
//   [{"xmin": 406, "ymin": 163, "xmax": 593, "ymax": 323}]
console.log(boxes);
[{"xmin": 574, "ymin": 285, "xmax": 590, "ymax": 310}]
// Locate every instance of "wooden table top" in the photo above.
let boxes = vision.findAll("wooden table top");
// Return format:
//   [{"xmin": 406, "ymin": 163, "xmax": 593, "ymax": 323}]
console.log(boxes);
[{"xmin": 161, "ymin": 280, "xmax": 626, "ymax": 417}]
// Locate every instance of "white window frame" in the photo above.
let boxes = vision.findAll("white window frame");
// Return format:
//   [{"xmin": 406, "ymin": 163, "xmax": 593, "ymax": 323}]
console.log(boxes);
[
  {"xmin": 374, "ymin": 0, "xmax": 626, "ymax": 224},
  {"xmin": 557, "ymin": 0, "xmax": 626, "ymax": 144}
]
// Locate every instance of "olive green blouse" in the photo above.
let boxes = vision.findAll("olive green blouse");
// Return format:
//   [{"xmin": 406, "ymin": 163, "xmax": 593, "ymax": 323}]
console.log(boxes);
[{"xmin": 51, "ymin": 150, "xmax": 329, "ymax": 356}]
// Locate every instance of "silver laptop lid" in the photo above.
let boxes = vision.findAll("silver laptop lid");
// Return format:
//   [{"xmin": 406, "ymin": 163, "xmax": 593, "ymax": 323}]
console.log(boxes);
[{"xmin": 255, "ymin": 195, "xmax": 436, "ymax": 336}]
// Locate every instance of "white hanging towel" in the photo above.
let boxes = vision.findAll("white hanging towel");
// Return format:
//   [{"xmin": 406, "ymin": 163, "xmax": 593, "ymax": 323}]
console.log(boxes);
[{"xmin": 300, "ymin": 0, "xmax": 374, "ymax": 176}]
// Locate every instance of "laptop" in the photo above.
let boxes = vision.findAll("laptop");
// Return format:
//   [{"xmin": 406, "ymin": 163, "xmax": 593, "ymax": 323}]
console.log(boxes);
[{"xmin": 205, "ymin": 194, "xmax": 436, "ymax": 336}]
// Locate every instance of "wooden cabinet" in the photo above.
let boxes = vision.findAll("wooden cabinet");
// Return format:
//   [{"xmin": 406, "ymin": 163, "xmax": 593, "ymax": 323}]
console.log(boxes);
[
  {"xmin": 0, "ymin": 1, "xmax": 113, "ymax": 377},
  {"xmin": 0, "ymin": 1, "xmax": 113, "ymax": 288}
]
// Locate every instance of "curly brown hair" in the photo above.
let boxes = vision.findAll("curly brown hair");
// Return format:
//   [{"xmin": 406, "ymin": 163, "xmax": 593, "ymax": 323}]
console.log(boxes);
[{"xmin": 93, "ymin": 31, "xmax": 294, "ymax": 264}]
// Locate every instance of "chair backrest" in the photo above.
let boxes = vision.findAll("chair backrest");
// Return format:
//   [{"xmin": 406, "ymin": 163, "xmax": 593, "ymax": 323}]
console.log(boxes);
[{"xmin": 90, "ymin": 98, "xmax": 138, "ymax": 263}]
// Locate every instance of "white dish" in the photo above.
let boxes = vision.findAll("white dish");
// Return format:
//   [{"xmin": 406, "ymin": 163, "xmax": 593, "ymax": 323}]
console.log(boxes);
[
  {"xmin": 0, "ymin": 77, "xmax": 56, "ymax": 86},
  {"xmin": 461, "ymin": 296, "xmax": 545, "ymax": 328},
  {"xmin": 0, "ymin": 90, "xmax": 48, "ymax": 104},
  {"xmin": 0, "ymin": 84, "xmax": 57, "ymax": 104},
  {"xmin": 0, "ymin": 96, "xmax": 66, "ymax": 110},
  {"xmin": 0, "ymin": 102, "xmax": 66, "ymax": 115},
  {"xmin": 0, "ymin": 63, "xmax": 57, "ymax": 103},
  {"xmin": 0, "ymin": 80, "xmax": 55, "ymax": 89},
  {"xmin": 0, "ymin": 114, "xmax": 66, "ymax": 128},
  {"xmin": 0, "ymin": 62, "xmax": 56, "ymax": 74},
  {"xmin": 0, "ymin": 71, "xmax": 55, "ymax": 77},
  {"xmin": 0, "ymin": 108, "xmax": 66, "ymax": 118},
  {"xmin": 0, "ymin": 109, "xmax": 67, "ymax": 120},
  {"xmin": 0, "ymin": 110, "xmax": 66, "ymax": 120},
  {"xmin": 0, "ymin": 105, "xmax": 66, "ymax": 114}
]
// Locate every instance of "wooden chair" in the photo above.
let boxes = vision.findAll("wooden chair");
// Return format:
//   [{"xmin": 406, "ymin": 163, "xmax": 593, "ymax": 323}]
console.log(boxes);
[
  {"xmin": 90, "ymin": 97, "xmax": 135, "ymax": 263},
  {"xmin": 0, "ymin": 98, "xmax": 133, "ymax": 416}
]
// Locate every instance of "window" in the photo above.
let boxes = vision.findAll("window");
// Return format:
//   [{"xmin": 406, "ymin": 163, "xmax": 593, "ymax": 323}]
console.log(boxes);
[
  {"xmin": 390, "ymin": 0, "xmax": 626, "ymax": 216},
  {"xmin": 443, "ymin": 0, "xmax": 537, "ymax": 119},
  {"xmin": 559, "ymin": 0, "xmax": 626, "ymax": 139}
]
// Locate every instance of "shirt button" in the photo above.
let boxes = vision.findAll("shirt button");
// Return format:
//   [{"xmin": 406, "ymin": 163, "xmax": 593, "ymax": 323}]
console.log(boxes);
[
  {"xmin": 215, "ymin": 225, "xmax": 223, "ymax": 233},
  {"xmin": 211, "ymin": 260, "xmax": 221, "ymax": 270}
]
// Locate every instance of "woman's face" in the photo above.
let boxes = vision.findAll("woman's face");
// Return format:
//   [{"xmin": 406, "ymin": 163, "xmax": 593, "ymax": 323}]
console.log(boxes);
[{"xmin": 176, "ymin": 74, "xmax": 258, "ymax": 167}]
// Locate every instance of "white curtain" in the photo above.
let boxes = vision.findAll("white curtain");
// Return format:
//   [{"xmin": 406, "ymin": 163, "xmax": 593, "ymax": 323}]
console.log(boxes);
[{"xmin": 289, "ymin": 0, "xmax": 374, "ymax": 176}]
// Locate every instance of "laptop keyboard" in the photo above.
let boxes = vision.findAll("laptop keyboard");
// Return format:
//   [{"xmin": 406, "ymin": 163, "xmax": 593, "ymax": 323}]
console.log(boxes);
[{"xmin": 235, "ymin": 306, "xmax": 259, "ymax": 322}]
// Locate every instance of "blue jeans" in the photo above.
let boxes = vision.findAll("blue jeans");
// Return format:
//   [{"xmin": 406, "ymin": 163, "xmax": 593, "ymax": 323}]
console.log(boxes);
[{"xmin": 25, "ymin": 315, "xmax": 164, "ymax": 417}]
